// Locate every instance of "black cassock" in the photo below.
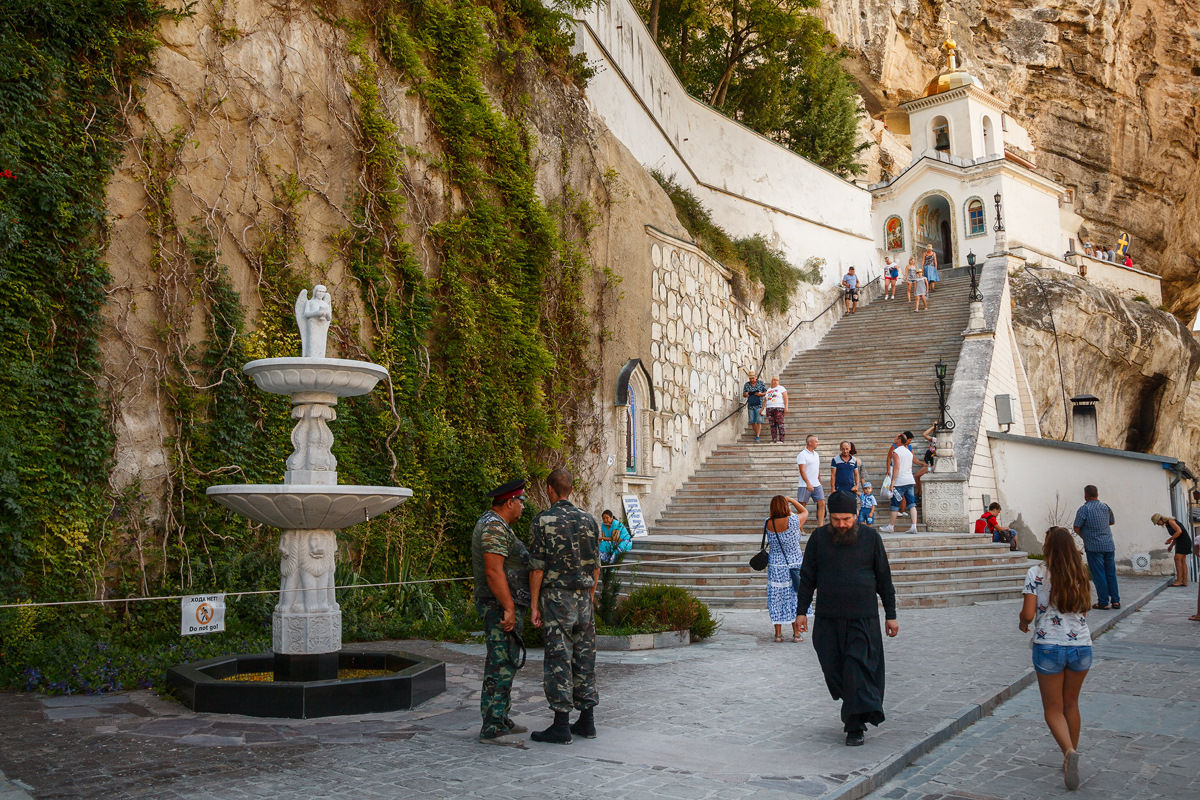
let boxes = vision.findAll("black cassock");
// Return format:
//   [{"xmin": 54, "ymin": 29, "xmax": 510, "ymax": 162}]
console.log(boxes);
[{"xmin": 795, "ymin": 524, "xmax": 896, "ymax": 733}]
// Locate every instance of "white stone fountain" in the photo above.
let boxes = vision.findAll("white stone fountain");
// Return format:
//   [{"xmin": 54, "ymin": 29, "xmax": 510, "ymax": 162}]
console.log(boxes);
[{"xmin": 206, "ymin": 285, "xmax": 412, "ymax": 680}]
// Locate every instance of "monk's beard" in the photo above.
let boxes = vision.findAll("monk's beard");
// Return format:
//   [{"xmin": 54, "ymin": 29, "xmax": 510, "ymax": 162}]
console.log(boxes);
[{"xmin": 830, "ymin": 520, "xmax": 859, "ymax": 545}]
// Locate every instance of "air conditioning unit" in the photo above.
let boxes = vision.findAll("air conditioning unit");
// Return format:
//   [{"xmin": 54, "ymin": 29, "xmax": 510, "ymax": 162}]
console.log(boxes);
[{"xmin": 1131, "ymin": 553, "xmax": 1151, "ymax": 573}]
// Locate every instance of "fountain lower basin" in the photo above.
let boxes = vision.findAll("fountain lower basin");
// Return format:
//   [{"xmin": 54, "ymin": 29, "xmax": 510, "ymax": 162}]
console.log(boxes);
[
  {"xmin": 167, "ymin": 650, "xmax": 445, "ymax": 718},
  {"xmin": 206, "ymin": 484, "xmax": 413, "ymax": 529}
]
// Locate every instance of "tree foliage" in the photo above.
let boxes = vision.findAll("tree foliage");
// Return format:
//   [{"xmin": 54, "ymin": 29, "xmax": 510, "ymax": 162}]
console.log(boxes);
[{"xmin": 633, "ymin": 0, "xmax": 869, "ymax": 176}]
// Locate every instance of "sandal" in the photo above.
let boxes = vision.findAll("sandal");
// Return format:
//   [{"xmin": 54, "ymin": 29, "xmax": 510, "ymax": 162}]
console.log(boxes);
[
  {"xmin": 1188, "ymin": 614, "xmax": 1200, "ymax": 621},
  {"xmin": 1170, "ymin": 583, "xmax": 1186, "ymax": 587},
  {"xmin": 792, "ymin": 634, "xmax": 803, "ymax": 643},
  {"xmin": 1111, "ymin": 602, "xmax": 1121, "ymax": 609},
  {"xmin": 774, "ymin": 635, "xmax": 784, "ymax": 643},
  {"xmin": 1091, "ymin": 603, "xmax": 1110, "ymax": 610}
]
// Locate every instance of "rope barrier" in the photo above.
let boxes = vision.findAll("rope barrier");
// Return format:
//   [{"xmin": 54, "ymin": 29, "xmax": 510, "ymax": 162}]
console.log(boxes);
[{"xmin": 0, "ymin": 547, "xmax": 764, "ymax": 609}]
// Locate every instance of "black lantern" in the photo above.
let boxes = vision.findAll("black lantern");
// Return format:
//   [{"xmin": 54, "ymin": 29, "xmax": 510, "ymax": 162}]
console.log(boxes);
[
  {"xmin": 966, "ymin": 249, "xmax": 982, "ymax": 301},
  {"xmin": 993, "ymin": 192, "xmax": 1004, "ymax": 232},
  {"xmin": 934, "ymin": 359, "xmax": 955, "ymax": 431}
]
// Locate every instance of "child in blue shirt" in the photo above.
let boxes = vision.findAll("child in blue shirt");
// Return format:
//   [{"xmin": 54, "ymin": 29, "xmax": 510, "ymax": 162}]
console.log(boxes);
[{"xmin": 858, "ymin": 482, "xmax": 878, "ymax": 525}]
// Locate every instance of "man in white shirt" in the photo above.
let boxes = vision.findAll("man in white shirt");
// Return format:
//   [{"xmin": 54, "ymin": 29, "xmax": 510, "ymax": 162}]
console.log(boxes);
[
  {"xmin": 796, "ymin": 434, "xmax": 825, "ymax": 528},
  {"xmin": 841, "ymin": 267, "xmax": 860, "ymax": 314}
]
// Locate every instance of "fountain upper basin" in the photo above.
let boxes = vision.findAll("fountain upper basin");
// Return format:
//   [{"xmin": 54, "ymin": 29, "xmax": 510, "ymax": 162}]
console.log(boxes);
[
  {"xmin": 244, "ymin": 358, "xmax": 389, "ymax": 398},
  {"xmin": 206, "ymin": 484, "xmax": 412, "ymax": 529}
]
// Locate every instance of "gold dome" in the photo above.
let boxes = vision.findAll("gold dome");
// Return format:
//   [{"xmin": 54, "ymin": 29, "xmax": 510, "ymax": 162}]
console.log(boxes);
[{"xmin": 921, "ymin": 38, "xmax": 983, "ymax": 97}]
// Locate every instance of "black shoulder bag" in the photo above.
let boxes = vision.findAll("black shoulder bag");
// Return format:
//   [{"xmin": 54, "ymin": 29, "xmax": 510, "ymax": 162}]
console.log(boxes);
[{"xmin": 749, "ymin": 520, "xmax": 769, "ymax": 571}]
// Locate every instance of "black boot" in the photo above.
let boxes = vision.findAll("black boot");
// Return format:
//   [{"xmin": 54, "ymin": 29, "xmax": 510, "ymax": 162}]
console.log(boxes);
[
  {"xmin": 570, "ymin": 708, "xmax": 596, "ymax": 739},
  {"xmin": 530, "ymin": 711, "xmax": 572, "ymax": 744}
]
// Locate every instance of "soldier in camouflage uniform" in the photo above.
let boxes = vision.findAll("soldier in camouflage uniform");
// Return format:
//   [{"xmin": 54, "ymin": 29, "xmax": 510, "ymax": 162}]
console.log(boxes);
[
  {"xmin": 471, "ymin": 478, "xmax": 531, "ymax": 745},
  {"xmin": 529, "ymin": 467, "xmax": 601, "ymax": 744}
]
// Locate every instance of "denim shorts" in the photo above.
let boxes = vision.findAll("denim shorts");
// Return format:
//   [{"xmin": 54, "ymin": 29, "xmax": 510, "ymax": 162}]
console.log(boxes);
[
  {"xmin": 1032, "ymin": 644, "xmax": 1093, "ymax": 675},
  {"xmin": 889, "ymin": 484, "xmax": 916, "ymax": 510},
  {"xmin": 748, "ymin": 406, "xmax": 765, "ymax": 424},
  {"xmin": 797, "ymin": 484, "xmax": 825, "ymax": 503}
]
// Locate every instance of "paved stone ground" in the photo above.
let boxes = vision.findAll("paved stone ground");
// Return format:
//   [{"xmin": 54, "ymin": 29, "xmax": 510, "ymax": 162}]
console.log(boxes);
[
  {"xmin": 0, "ymin": 576, "xmax": 1173, "ymax": 800},
  {"xmin": 864, "ymin": 586, "xmax": 1200, "ymax": 800}
]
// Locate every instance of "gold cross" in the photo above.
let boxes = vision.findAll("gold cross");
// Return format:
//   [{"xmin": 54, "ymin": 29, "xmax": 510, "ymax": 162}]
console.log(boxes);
[{"xmin": 1117, "ymin": 232, "xmax": 1130, "ymax": 253}]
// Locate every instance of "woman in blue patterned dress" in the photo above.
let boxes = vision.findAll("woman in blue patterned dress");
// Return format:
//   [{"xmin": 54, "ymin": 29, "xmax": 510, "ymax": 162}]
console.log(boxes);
[
  {"xmin": 766, "ymin": 494, "xmax": 809, "ymax": 642},
  {"xmin": 922, "ymin": 244, "xmax": 940, "ymax": 291}
]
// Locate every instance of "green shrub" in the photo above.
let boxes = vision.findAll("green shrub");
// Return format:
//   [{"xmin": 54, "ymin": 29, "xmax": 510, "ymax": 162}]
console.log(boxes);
[{"xmin": 616, "ymin": 584, "xmax": 719, "ymax": 641}]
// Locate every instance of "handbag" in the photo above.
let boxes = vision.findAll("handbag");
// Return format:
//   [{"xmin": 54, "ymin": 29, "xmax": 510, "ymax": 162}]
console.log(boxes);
[{"xmin": 749, "ymin": 520, "xmax": 769, "ymax": 571}]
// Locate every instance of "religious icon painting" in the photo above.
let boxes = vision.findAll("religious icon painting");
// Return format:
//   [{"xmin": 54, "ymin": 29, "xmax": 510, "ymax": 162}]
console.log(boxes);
[
  {"xmin": 885, "ymin": 216, "xmax": 904, "ymax": 251},
  {"xmin": 1117, "ymin": 231, "xmax": 1131, "ymax": 255}
]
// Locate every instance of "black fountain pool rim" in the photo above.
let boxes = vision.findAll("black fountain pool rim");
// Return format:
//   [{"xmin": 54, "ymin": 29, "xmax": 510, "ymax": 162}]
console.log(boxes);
[{"xmin": 167, "ymin": 649, "xmax": 445, "ymax": 719}]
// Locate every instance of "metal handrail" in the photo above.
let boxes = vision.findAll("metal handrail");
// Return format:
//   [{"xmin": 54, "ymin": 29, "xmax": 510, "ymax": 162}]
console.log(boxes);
[{"xmin": 697, "ymin": 275, "xmax": 882, "ymax": 441}]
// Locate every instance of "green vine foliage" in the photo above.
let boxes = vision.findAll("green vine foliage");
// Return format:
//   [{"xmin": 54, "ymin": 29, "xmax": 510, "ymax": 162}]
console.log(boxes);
[{"xmin": 0, "ymin": 0, "xmax": 173, "ymax": 600}]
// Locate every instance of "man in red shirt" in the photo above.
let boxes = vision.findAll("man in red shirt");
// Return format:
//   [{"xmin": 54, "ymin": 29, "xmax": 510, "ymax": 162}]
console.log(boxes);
[{"xmin": 975, "ymin": 502, "xmax": 1018, "ymax": 551}]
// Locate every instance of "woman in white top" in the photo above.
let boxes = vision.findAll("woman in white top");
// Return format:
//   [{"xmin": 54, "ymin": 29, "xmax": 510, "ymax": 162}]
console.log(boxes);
[
  {"xmin": 880, "ymin": 433, "xmax": 918, "ymax": 533},
  {"xmin": 763, "ymin": 377, "xmax": 788, "ymax": 444},
  {"xmin": 1019, "ymin": 526, "xmax": 1093, "ymax": 790}
]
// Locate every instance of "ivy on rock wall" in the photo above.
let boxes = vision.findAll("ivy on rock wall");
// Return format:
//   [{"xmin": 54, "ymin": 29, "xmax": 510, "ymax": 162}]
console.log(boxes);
[
  {"xmin": 0, "ymin": 0, "xmax": 601, "ymax": 627},
  {"xmin": 0, "ymin": 0, "xmax": 173, "ymax": 599}
]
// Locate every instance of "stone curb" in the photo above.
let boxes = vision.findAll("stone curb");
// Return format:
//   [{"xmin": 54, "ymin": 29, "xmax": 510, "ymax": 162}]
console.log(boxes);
[{"xmin": 824, "ymin": 576, "xmax": 1174, "ymax": 800}]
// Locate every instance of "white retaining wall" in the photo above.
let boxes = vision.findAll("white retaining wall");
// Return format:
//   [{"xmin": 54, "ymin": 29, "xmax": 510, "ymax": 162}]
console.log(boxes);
[{"xmin": 570, "ymin": 0, "xmax": 877, "ymax": 286}]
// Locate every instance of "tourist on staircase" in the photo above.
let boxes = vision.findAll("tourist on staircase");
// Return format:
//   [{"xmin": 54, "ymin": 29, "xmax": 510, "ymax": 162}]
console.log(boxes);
[
  {"xmin": 858, "ymin": 482, "xmax": 877, "ymax": 526},
  {"xmin": 742, "ymin": 371, "xmax": 767, "ymax": 442},
  {"xmin": 841, "ymin": 266, "xmax": 860, "ymax": 314},
  {"xmin": 880, "ymin": 433, "xmax": 919, "ymax": 533},
  {"xmin": 764, "ymin": 376, "xmax": 788, "ymax": 444},
  {"xmin": 599, "ymin": 510, "xmax": 632, "ymax": 564},
  {"xmin": 830, "ymin": 441, "xmax": 862, "ymax": 499},
  {"xmin": 913, "ymin": 264, "xmax": 929, "ymax": 312},
  {"xmin": 922, "ymin": 244, "xmax": 940, "ymax": 292},
  {"xmin": 905, "ymin": 256, "xmax": 918, "ymax": 302},
  {"xmin": 764, "ymin": 495, "xmax": 809, "ymax": 643},
  {"xmin": 796, "ymin": 434, "xmax": 826, "ymax": 529},
  {"xmin": 883, "ymin": 256, "xmax": 898, "ymax": 299},
  {"xmin": 975, "ymin": 502, "xmax": 1018, "ymax": 551}
]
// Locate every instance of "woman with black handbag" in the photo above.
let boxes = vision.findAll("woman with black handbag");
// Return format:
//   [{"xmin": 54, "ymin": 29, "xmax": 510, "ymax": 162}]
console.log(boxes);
[{"xmin": 765, "ymin": 495, "xmax": 809, "ymax": 642}]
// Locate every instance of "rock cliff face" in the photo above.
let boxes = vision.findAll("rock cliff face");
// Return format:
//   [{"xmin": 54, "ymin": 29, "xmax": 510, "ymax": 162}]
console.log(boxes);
[
  {"xmin": 823, "ymin": 0, "xmax": 1200, "ymax": 321},
  {"xmin": 1010, "ymin": 269, "xmax": 1200, "ymax": 467}
]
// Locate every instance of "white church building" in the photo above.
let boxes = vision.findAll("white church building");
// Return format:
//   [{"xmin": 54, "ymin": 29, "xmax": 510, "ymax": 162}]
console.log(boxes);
[{"xmin": 868, "ymin": 40, "xmax": 1082, "ymax": 270}]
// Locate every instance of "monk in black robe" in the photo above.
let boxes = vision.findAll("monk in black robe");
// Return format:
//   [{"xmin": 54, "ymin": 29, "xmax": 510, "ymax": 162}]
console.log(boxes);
[{"xmin": 795, "ymin": 490, "xmax": 898, "ymax": 746}]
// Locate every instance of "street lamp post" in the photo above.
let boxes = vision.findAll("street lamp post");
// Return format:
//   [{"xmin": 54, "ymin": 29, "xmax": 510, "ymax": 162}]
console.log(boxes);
[
  {"xmin": 932, "ymin": 359, "xmax": 956, "ymax": 474},
  {"xmin": 991, "ymin": 192, "xmax": 1008, "ymax": 256},
  {"xmin": 966, "ymin": 250, "xmax": 982, "ymax": 302}
]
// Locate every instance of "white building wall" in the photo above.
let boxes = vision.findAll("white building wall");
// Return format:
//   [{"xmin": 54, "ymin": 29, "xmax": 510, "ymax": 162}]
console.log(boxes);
[
  {"xmin": 966, "ymin": 279, "xmax": 1030, "ymax": 519},
  {"xmin": 1000, "ymin": 174, "xmax": 1067, "ymax": 258},
  {"xmin": 989, "ymin": 434, "xmax": 1181, "ymax": 575},
  {"xmin": 570, "ymin": 0, "xmax": 877, "ymax": 285}
]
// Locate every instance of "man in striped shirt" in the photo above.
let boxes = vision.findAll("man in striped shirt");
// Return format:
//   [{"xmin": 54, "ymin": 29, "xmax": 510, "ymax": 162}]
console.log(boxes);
[{"xmin": 1072, "ymin": 484, "xmax": 1120, "ymax": 610}]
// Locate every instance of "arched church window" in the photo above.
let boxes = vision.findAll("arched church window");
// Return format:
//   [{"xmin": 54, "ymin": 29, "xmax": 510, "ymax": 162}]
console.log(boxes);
[
  {"xmin": 982, "ymin": 116, "xmax": 996, "ymax": 156},
  {"xmin": 615, "ymin": 358, "xmax": 656, "ymax": 477},
  {"xmin": 931, "ymin": 116, "xmax": 950, "ymax": 153},
  {"xmin": 885, "ymin": 216, "xmax": 904, "ymax": 251},
  {"xmin": 966, "ymin": 198, "xmax": 986, "ymax": 236}
]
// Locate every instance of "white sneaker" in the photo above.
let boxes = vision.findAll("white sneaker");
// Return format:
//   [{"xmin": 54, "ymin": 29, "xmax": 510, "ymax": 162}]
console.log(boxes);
[
  {"xmin": 905, "ymin": 526, "xmax": 918, "ymax": 533},
  {"xmin": 878, "ymin": 525, "xmax": 895, "ymax": 532}
]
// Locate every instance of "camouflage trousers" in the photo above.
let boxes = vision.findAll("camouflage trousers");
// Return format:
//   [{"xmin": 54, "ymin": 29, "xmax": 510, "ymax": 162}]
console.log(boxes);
[
  {"xmin": 540, "ymin": 587, "xmax": 598, "ymax": 713},
  {"xmin": 478, "ymin": 603, "xmax": 525, "ymax": 737}
]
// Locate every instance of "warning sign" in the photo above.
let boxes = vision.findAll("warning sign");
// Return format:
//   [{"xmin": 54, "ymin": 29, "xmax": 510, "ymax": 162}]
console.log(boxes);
[{"xmin": 181, "ymin": 594, "xmax": 226, "ymax": 636}]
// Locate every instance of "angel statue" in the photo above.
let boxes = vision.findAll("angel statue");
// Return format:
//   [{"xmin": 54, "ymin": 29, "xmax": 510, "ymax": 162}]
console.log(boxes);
[{"xmin": 294, "ymin": 285, "xmax": 333, "ymax": 359}]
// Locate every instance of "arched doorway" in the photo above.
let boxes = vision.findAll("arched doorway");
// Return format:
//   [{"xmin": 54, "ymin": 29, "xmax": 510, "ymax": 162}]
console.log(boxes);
[{"xmin": 912, "ymin": 193, "xmax": 954, "ymax": 269}]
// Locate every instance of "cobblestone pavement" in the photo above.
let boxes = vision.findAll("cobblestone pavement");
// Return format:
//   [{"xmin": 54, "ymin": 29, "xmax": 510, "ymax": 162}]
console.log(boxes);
[
  {"xmin": 0, "ymin": 576, "xmax": 1170, "ymax": 800},
  {"xmin": 865, "ymin": 586, "xmax": 1200, "ymax": 800}
]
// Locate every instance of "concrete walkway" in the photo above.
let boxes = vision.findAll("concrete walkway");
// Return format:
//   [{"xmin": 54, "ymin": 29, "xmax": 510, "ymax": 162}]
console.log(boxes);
[
  {"xmin": 864, "ymin": 585, "xmax": 1200, "ymax": 799},
  {"xmin": 0, "ymin": 576, "xmax": 1176, "ymax": 799}
]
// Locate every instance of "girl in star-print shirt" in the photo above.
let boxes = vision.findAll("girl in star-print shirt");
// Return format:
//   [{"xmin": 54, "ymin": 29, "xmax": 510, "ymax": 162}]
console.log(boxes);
[{"xmin": 1019, "ymin": 526, "xmax": 1094, "ymax": 790}]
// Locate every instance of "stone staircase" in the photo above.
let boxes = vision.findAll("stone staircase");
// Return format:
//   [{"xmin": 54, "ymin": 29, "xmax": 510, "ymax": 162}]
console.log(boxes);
[
  {"xmin": 620, "ymin": 534, "xmax": 1028, "ymax": 608},
  {"xmin": 627, "ymin": 271, "xmax": 1029, "ymax": 608}
]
